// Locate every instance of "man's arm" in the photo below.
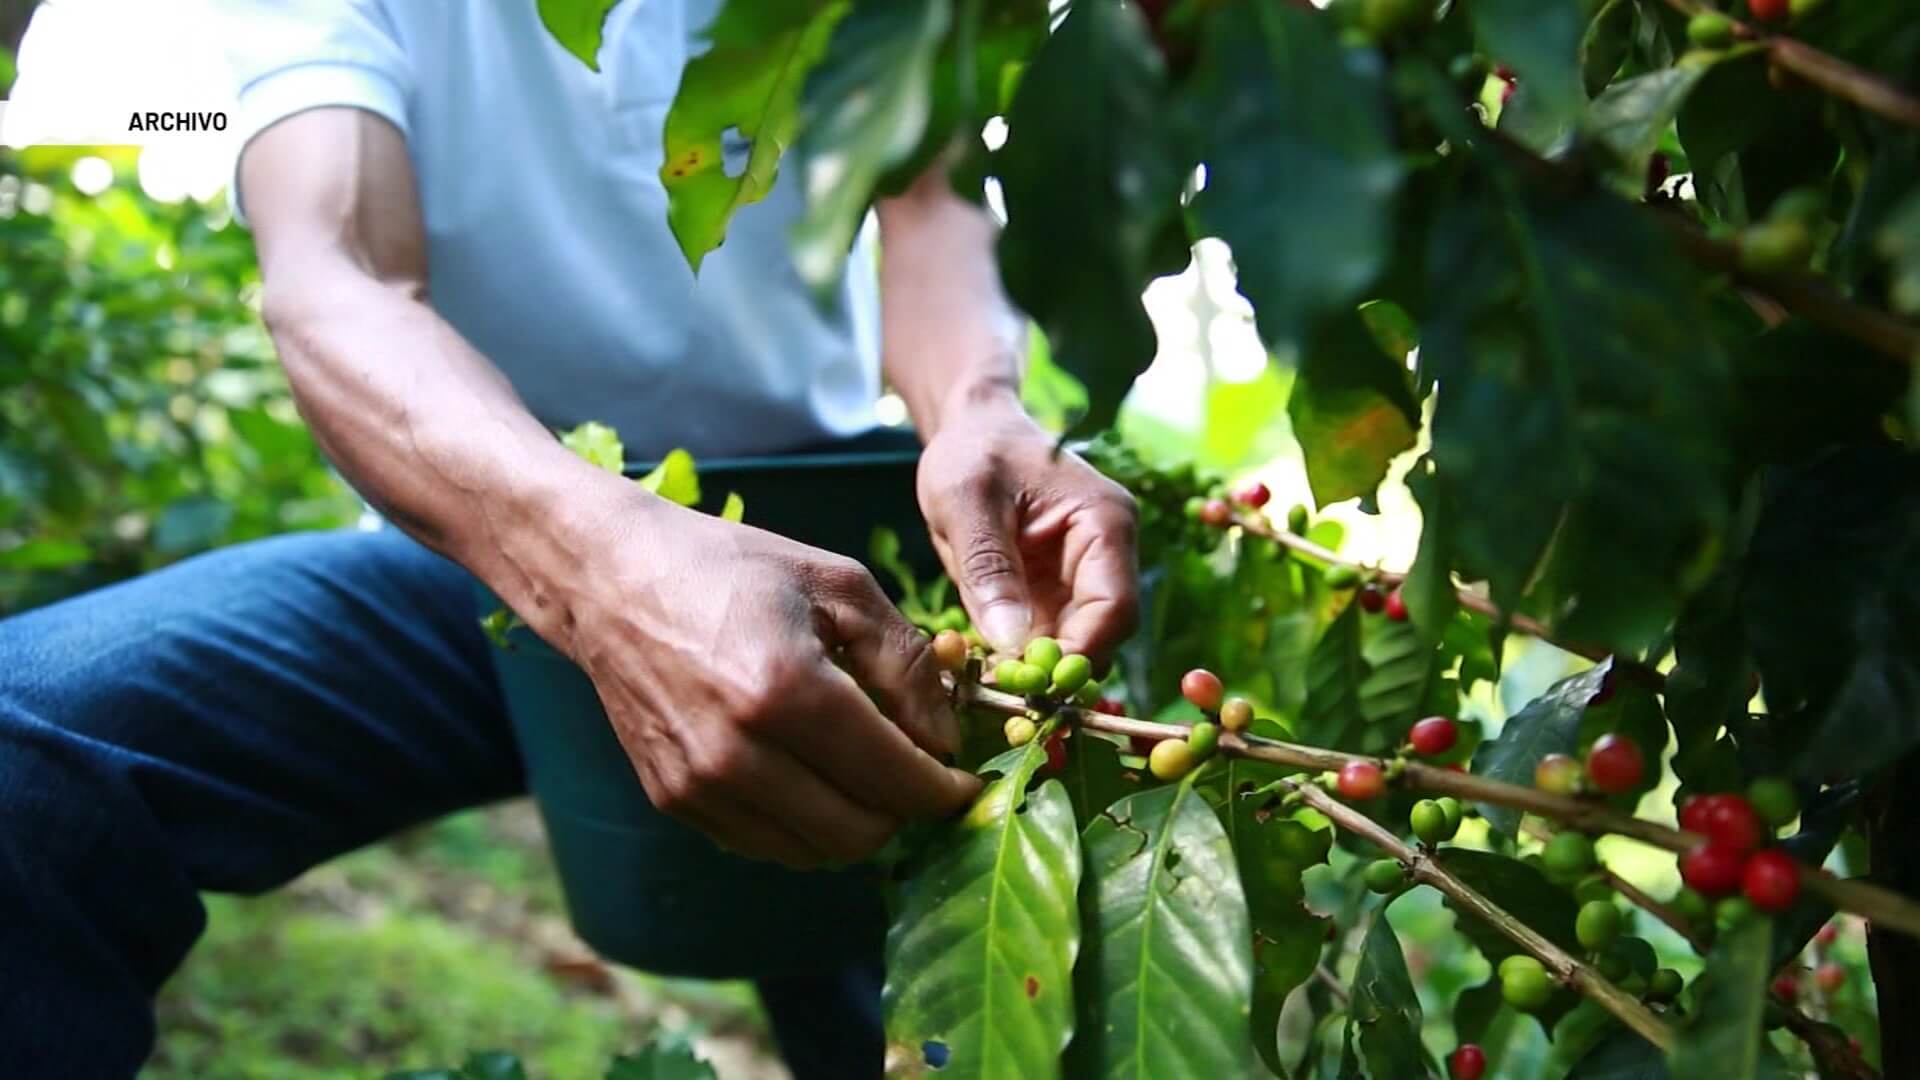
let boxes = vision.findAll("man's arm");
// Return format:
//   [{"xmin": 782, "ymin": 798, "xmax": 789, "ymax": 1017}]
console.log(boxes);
[
  {"xmin": 244, "ymin": 108, "xmax": 974, "ymax": 867},
  {"xmin": 877, "ymin": 167, "xmax": 1140, "ymax": 661}
]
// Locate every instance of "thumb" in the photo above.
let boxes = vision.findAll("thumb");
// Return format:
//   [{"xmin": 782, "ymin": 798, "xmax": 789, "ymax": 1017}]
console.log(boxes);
[{"xmin": 954, "ymin": 513, "xmax": 1034, "ymax": 654}]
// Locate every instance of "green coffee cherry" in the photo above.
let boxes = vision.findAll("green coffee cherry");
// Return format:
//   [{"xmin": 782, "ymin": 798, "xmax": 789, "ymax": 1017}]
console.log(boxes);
[
  {"xmin": 1364, "ymin": 858, "xmax": 1408, "ymax": 894},
  {"xmin": 1187, "ymin": 721, "xmax": 1220, "ymax": 759},
  {"xmin": 1542, "ymin": 833, "xmax": 1596, "ymax": 884},
  {"xmin": 1739, "ymin": 220, "xmax": 1813, "ymax": 273},
  {"xmin": 1671, "ymin": 887, "xmax": 1711, "ymax": 926},
  {"xmin": 994, "ymin": 658, "xmax": 1025, "ymax": 688},
  {"xmin": 1286, "ymin": 504, "xmax": 1311, "ymax": 535},
  {"xmin": 1326, "ymin": 565, "xmax": 1361, "ymax": 589},
  {"xmin": 1768, "ymin": 187, "xmax": 1826, "ymax": 226},
  {"xmin": 1183, "ymin": 496, "xmax": 1207, "ymax": 521},
  {"xmin": 1716, "ymin": 896, "xmax": 1756, "ymax": 932},
  {"xmin": 1051, "ymin": 653, "xmax": 1093, "ymax": 695},
  {"xmin": 1596, "ymin": 949, "xmax": 1632, "ymax": 982},
  {"xmin": 1410, "ymin": 799, "xmax": 1453, "ymax": 846},
  {"xmin": 1647, "ymin": 968, "xmax": 1684, "ymax": 1002},
  {"xmin": 1574, "ymin": 874, "xmax": 1615, "ymax": 906},
  {"xmin": 1617, "ymin": 972, "xmax": 1648, "ymax": 996},
  {"xmin": 1073, "ymin": 681, "xmax": 1103, "ymax": 707},
  {"xmin": 1274, "ymin": 821, "xmax": 1334, "ymax": 866},
  {"xmin": 1149, "ymin": 738, "xmax": 1198, "ymax": 781},
  {"xmin": 1686, "ymin": 11, "xmax": 1734, "ymax": 48},
  {"xmin": 1499, "ymin": 955, "xmax": 1555, "ymax": 1012},
  {"xmin": 1005, "ymin": 662, "xmax": 1049, "ymax": 695},
  {"xmin": 1024, "ymin": 637, "xmax": 1064, "ymax": 673},
  {"xmin": 1747, "ymin": 776, "xmax": 1799, "ymax": 828},
  {"xmin": 1576, "ymin": 901, "xmax": 1623, "ymax": 951},
  {"xmin": 1004, "ymin": 716, "xmax": 1038, "ymax": 747},
  {"xmin": 1436, "ymin": 797, "xmax": 1465, "ymax": 836}
]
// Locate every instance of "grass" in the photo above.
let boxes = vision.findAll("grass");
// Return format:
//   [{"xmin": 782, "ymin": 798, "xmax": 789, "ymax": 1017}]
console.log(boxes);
[{"xmin": 147, "ymin": 803, "xmax": 781, "ymax": 1079}]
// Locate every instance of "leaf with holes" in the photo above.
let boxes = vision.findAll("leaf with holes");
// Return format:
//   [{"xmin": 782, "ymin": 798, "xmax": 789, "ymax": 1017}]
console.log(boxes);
[
  {"xmin": 537, "ymin": 0, "xmax": 620, "ymax": 69},
  {"xmin": 883, "ymin": 739, "xmax": 1082, "ymax": 1079},
  {"xmin": 1067, "ymin": 776, "xmax": 1254, "ymax": 1079},
  {"xmin": 660, "ymin": 0, "xmax": 847, "ymax": 269},
  {"xmin": 1470, "ymin": 662, "xmax": 1612, "ymax": 837}
]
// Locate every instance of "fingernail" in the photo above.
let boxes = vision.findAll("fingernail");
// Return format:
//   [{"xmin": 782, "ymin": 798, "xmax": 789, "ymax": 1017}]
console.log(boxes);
[{"xmin": 980, "ymin": 603, "xmax": 1032, "ymax": 653}]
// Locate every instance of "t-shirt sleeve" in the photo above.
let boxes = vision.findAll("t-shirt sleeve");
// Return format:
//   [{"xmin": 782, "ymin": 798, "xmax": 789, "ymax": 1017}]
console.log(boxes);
[{"xmin": 208, "ymin": 0, "xmax": 412, "ymax": 222}]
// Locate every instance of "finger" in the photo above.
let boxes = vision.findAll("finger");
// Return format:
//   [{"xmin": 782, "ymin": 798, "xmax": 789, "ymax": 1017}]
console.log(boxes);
[
  {"xmin": 778, "ymin": 662, "xmax": 982, "ymax": 821},
  {"xmin": 819, "ymin": 570, "xmax": 962, "ymax": 756},
  {"xmin": 636, "ymin": 758, "xmax": 831, "ymax": 870},
  {"xmin": 933, "ymin": 473, "xmax": 1035, "ymax": 653},
  {"xmin": 679, "ymin": 718, "xmax": 902, "ymax": 860},
  {"xmin": 1053, "ymin": 507, "xmax": 1141, "ymax": 665}
]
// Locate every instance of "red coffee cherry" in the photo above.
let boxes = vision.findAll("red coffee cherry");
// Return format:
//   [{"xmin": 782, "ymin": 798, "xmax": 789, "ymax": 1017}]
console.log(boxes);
[
  {"xmin": 1815, "ymin": 922, "xmax": 1839, "ymax": 947},
  {"xmin": 1039, "ymin": 730, "xmax": 1069, "ymax": 776},
  {"xmin": 1337, "ymin": 761, "xmax": 1386, "ymax": 800},
  {"xmin": 1815, "ymin": 963, "xmax": 1846, "ymax": 995},
  {"xmin": 1697, "ymin": 793, "xmax": 1765, "ymax": 855},
  {"xmin": 1234, "ymin": 481, "xmax": 1271, "ymax": 509},
  {"xmin": 1181, "ymin": 668, "xmax": 1225, "ymax": 711},
  {"xmin": 1198, "ymin": 499, "xmax": 1233, "ymax": 528},
  {"xmin": 1680, "ymin": 842, "xmax": 1747, "ymax": 898},
  {"xmin": 1584, "ymin": 733, "xmax": 1645, "ymax": 794},
  {"xmin": 1095, "ymin": 697, "xmax": 1127, "ymax": 716},
  {"xmin": 1384, "ymin": 587, "xmax": 1409, "ymax": 622},
  {"xmin": 1678, "ymin": 793, "xmax": 1715, "ymax": 835},
  {"xmin": 1749, "ymin": 0, "xmax": 1788, "ymax": 20},
  {"xmin": 1447, "ymin": 1043, "xmax": 1487, "ymax": 1080},
  {"xmin": 1772, "ymin": 971, "xmax": 1799, "ymax": 1001},
  {"xmin": 1742, "ymin": 848, "xmax": 1800, "ymax": 912},
  {"xmin": 1358, "ymin": 585, "xmax": 1386, "ymax": 613},
  {"xmin": 1408, "ymin": 716, "xmax": 1459, "ymax": 756}
]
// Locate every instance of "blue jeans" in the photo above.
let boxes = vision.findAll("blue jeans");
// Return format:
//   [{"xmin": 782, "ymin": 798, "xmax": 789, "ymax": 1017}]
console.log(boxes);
[{"xmin": 0, "ymin": 527, "xmax": 882, "ymax": 1078}]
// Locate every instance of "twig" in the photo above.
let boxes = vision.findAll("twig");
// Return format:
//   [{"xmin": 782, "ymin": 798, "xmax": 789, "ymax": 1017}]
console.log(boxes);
[
  {"xmin": 1656, "ymin": 0, "xmax": 1920, "ymax": 130},
  {"xmin": 1229, "ymin": 513, "xmax": 1635, "ymax": 674},
  {"xmin": 1521, "ymin": 821, "xmax": 1882, "ymax": 1079},
  {"xmin": 1314, "ymin": 963, "xmax": 1351, "ymax": 1004},
  {"xmin": 953, "ymin": 681, "xmax": 1920, "ymax": 941},
  {"xmin": 1286, "ymin": 775, "xmax": 1675, "ymax": 1050}
]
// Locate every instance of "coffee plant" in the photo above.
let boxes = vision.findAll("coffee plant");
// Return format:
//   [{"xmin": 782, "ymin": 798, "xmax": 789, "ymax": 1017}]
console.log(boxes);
[{"xmin": 531, "ymin": 0, "xmax": 1920, "ymax": 1075}]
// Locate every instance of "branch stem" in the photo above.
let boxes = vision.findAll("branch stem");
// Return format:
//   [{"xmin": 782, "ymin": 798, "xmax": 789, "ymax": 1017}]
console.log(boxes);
[{"xmin": 953, "ymin": 681, "xmax": 1920, "ymax": 941}]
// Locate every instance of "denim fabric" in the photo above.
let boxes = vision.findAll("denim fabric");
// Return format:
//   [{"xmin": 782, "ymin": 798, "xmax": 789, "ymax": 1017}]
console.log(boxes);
[{"xmin": 0, "ymin": 527, "xmax": 880, "ymax": 1078}]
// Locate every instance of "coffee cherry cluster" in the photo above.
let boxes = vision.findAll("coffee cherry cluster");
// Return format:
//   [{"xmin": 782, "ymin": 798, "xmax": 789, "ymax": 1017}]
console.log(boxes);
[
  {"xmin": 1674, "ymin": 780, "xmax": 1802, "ymax": 913},
  {"xmin": 1533, "ymin": 732, "xmax": 1648, "ymax": 800},
  {"xmin": 1145, "ymin": 666, "xmax": 1264, "ymax": 782}
]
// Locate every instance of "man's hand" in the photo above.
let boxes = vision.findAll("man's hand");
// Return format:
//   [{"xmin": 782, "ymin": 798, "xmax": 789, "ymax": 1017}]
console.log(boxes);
[
  {"xmin": 558, "ymin": 479, "xmax": 981, "ymax": 869},
  {"xmin": 917, "ymin": 397, "xmax": 1140, "ymax": 662}
]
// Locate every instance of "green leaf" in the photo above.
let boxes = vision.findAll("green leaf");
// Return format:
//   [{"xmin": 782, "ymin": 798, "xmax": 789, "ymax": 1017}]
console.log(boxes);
[
  {"xmin": 1342, "ymin": 914, "xmax": 1434, "ymax": 1080},
  {"xmin": 606, "ymin": 1040, "xmax": 719, "ymax": 1080},
  {"xmin": 637, "ymin": 448, "xmax": 702, "ymax": 507},
  {"xmin": 1667, "ymin": 916, "xmax": 1772, "ymax": 1079},
  {"xmin": 1068, "ymin": 777, "xmax": 1254, "ymax": 1078},
  {"xmin": 1359, "ymin": 616, "xmax": 1442, "ymax": 731},
  {"xmin": 788, "ymin": 0, "xmax": 950, "ymax": 287},
  {"xmin": 995, "ymin": 0, "xmax": 1181, "ymax": 434},
  {"xmin": 1186, "ymin": 3, "xmax": 1402, "ymax": 359},
  {"xmin": 537, "ymin": 0, "xmax": 620, "ymax": 70},
  {"xmin": 1434, "ymin": 850, "xmax": 1581, "ymax": 964},
  {"xmin": 0, "ymin": 538, "xmax": 91, "ymax": 571},
  {"xmin": 1296, "ymin": 603, "xmax": 1367, "ymax": 750},
  {"xmin": 1288, "ymin": 317, "xmax": 1419, "ymax": 508},
  {"xmin": 869, "ymin": 526, "xmax": 918, "ymax": 597},
  {"xmin": 1567, "ymin": 1027, "xmax": 1670, "ymax": 1079},
  {"xmin": 884, "ymin": 741, "xmax": 1082, "ymax": 1079},
  {"xmin": 1062, "ymin": 732, "xmax": 1139, "ymax": 825},
  {"xmin": 1214, "ymin": 773, "xmax": 1327, "ymax": 1076},
  {"xmin": 719, "ymin": 491, "xmax": 746, "ymax": 523},
  {"xmin": 1470, "ymin": 0, "xmax": 1588, "ymax": 130},
  {"xmin": 1579, "ymin": 0, "xmax": 1635, "ymax": 97},
  {"xmin": 1402, "ymin": 462, "xmax": 1459, "ymax": 642},
  {"xmin": 1469, "ymin": 662, "xmax": 1611, "ymax": 837},
  {"xmin": 661, "ymin": 1, "xmax": 847, "ymax": 270},
  {"xmin": 1583, "ymin": 60, "xmax": 1712, "ymax": 192},
  {"xmin": 1419, "ymin": 150, "xmax": 1733, "ymax": 650},
  {"xmin": 561, "ymin": 420, "xmax": 624, "ymax": 473},
  {"xmin": 152, "ymin": 495, "xmax": 234, "ymax": 555}
]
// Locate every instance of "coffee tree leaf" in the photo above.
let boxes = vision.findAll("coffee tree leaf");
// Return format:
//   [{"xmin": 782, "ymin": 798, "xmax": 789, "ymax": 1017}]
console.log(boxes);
[
  {"xmin": 995, "ymin": 0, "xmax": 1182, "ymax": 434},
  {"xmin": 1186, "ymin": 2, "xmax": 1402, "ymax": 360},
  {"xmin": 1470, "ymin": 663, "xmax": 1612, "ymax": 836},
  {"xmin": 1341, "ymin": 912, "xmax": 1435, "ymax": 1080},
  {"xmin": 1667, "ymin": 916, "xmax": 1773, "ymax": 1079},
  {"xmin": 1067, "ymin": 776, "xmax": 1254, "ymax": 1079},
  {"xmin": 660, "ymin": 0, "xmax": 847, "ymax": 269},
  {"xmin": 789, "ymin": 0, "xmax": 949, "ymax": 288},
  {"xmin": 883, "ymin": 739, "xmax": 1083, "ymax": 1079}
]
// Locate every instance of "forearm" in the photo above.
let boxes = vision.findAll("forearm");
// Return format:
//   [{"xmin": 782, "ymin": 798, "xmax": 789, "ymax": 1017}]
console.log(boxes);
[
  {"xmin": 876, "ymin": 167, "xmax": 1030, "ymax": 438},
  {"xmin": 262, "ymin": 267, "xmax": 647, "ymax": 649}
]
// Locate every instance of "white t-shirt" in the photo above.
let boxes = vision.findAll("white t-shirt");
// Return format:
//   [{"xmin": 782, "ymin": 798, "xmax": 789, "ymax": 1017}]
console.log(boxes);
[{"xmin": 216, "ymin": 0, "xmax": 882, "ymax": 460}]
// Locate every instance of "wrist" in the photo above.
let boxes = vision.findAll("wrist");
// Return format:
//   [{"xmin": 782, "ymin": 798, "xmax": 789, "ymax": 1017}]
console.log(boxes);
[{"xmin": 926, "ymin": 376, "xmax": 1028, "ymax": 441}]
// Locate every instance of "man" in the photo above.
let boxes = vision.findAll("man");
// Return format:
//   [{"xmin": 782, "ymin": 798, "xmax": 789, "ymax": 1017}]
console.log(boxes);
[{"xmin": 0, "ymin": 0, "xmax": 1139, "ymax": 1076}]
